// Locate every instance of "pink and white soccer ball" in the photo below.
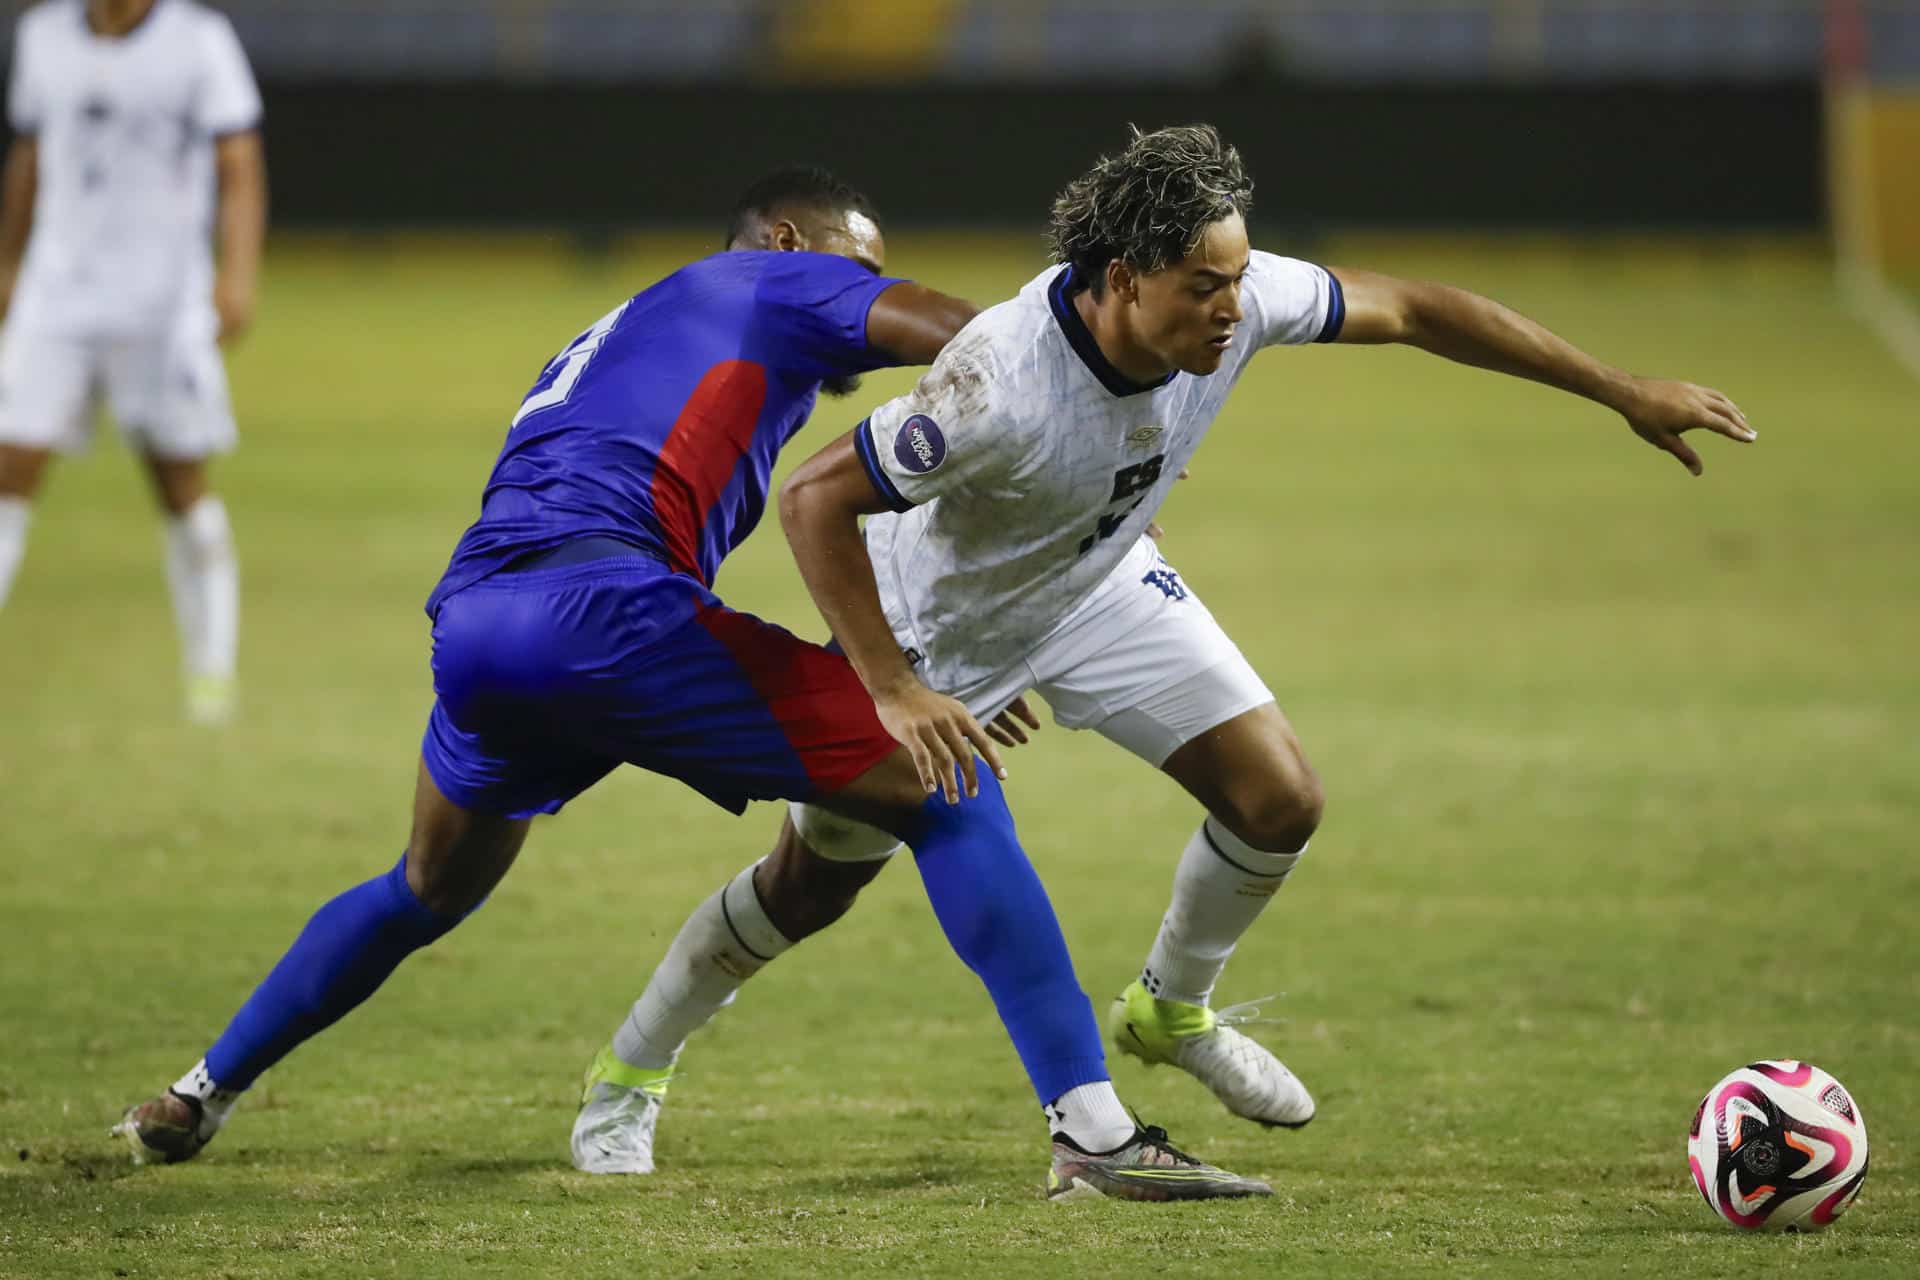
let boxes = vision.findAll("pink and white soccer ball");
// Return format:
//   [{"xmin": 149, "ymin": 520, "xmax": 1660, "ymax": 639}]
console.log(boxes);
[{"xmin": 1688, "ymin": 1060, "xmax": 1868, "ymax": 1231}]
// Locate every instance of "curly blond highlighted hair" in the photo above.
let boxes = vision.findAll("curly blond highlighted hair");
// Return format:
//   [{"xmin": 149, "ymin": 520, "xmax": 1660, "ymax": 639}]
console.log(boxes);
[{"xmin": 1046, "ymin": 124, "xmax": 1252, "ymax": 294}]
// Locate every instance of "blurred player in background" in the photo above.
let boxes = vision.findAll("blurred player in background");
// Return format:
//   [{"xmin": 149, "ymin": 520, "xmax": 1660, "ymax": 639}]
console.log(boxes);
[
  {"xmin": 587, "ymin": 125, "xmax": 1756, "ymax": 1173},
  {"xmin": 0, "ymin": 0, "xmax": 265, "ymax": 724},
  {"xmin": 114, "ymin": 168, "xmax": 1275, "ymax": 1203}
]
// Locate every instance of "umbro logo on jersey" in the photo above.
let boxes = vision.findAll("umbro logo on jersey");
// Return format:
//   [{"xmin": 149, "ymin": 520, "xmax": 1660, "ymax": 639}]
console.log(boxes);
[
  {"xmin": 894, "ymin": 414, "xmax": 947, "ymax": 474},
  {"xmin": 1126, "ymin": 425, "xmax": 1163, "ymax": 449}
]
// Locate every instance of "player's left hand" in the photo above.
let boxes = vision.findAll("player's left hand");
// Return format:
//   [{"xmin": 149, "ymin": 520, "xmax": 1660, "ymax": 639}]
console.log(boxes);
[
  {"xmin": 1619, "ymin": 378, "xmax": 1754, "ymax": 476},
  {"xmin": 214, "ymin": 277, "xmax": 255, "ymax": 345},
  {"xmin": 984, "ymin": 696, "xmax": 1041, "ymax": 748}
]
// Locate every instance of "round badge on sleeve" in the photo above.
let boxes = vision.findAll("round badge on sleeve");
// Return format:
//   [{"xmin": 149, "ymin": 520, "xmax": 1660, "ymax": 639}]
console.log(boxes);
[{"xmin": 893, "ymin": 414, "xmax": 947, "ymax": 475}]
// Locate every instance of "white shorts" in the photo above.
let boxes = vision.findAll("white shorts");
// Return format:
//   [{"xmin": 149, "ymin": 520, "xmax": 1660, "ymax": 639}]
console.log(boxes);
[
  {"xmin": 952, "ymin": 537, "xmax": 1274, "ymax": 768},
  {"xmin": 791, "ymin": 538, "xmax": 1275, "ymax": 862},
  {"xmin": 0, "ymin": 313, "xmax": 237, "ymax": 459}
]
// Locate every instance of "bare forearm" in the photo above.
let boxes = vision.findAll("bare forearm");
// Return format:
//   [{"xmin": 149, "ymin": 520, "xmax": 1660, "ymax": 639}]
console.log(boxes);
[
  {"xmin": 0, "ymin": 138, "xmax": 37, "ymax": 274},
  {"xmin": 214, "ymin": 135, "xmax": 266, "ymax": 291},
  {"xmin": 1402, "ymin": 282, "xmax": 1638, "ymax": 413},
  {"xmin": 1335, "ymin": 266, "xmax": 1642, "ymax": 417},
  {"xmin": 778, "ymin": 484, "xmax": 917, "ymax": 701}
]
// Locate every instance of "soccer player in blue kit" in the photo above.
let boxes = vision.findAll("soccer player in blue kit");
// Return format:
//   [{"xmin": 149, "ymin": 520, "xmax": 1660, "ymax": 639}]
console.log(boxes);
[{"xmin": 112, "ymin": 169, "xmax": 1273, "ymax": 1201}]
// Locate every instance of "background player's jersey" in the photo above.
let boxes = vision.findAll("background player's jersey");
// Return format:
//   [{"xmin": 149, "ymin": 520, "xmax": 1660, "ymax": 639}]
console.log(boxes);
[
  {"xmin": 854, "ymin": 250, "xmax": 1342, "ymax": 692},
  {"xmin": 428, "ymin": 250, "xmax": 903, "ymax": 615},
  {"xmin": 5, "ymin": 0, "xmax": 260, "ymax": 336}
]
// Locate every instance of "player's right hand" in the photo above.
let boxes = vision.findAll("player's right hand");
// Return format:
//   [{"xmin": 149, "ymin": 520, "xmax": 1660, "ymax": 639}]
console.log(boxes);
[{"xmin": 875, "ymin": 681, "xmax": 1008, "ymax": 804}]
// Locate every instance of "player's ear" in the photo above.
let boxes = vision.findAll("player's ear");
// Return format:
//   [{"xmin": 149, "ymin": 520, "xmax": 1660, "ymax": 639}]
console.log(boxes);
[
  {"xmin": 1108, "ymin": 260, "xmax": 1138, "ymax": 304},
  {"xmin": 769, "ymin": 219, "xmax": 805, "ymax": 253}
]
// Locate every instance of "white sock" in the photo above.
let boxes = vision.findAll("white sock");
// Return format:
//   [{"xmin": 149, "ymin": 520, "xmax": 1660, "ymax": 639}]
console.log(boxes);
[
  {"xmin": 1140, "ymin": 818, "xmax": 1303, "ymax": 1008},
  {"xmin": 611, "ymin": 861, "xmax": 792, "ymax": 1071},
  {"xmin": 1045, "ymin": 1081, "xmax": 1135, "ymax": 1153},
  {"xmin": 171, "ymin": 1058, "xmax": 242, "ymax": 1130},
  {"xmin": 0, "ymin": 495, "xmax": 30, "ymax": 609},
  {"xmin": 163, "ymin": 495, "xmax": 238, "ymax": 678}
]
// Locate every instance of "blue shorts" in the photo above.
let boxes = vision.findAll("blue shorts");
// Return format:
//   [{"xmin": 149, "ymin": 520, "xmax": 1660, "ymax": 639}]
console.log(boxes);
[{"xmin": 421, "ymin": 555, "xmax": 897, "ymax": 819}]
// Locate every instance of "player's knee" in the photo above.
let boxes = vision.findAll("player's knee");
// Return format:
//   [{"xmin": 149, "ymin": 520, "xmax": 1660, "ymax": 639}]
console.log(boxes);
[
  {"xmin": 0, "ymin": 445, "xmax": 51, "ymax": 499},
  {"xmin": 1214, "ymin": 767, "xmax": 1323, "ymax": 854},
  {"xmin": 758, "ymin": 817, "xmax": 889, "ymax": 940}
]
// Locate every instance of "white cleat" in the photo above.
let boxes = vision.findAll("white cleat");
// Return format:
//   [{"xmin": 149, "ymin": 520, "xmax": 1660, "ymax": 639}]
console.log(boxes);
[
  {"xmin": 1109, "ymin": 981, "xmax": 1316, "ymax": 1129},
  {"xmin": 570, "ymin": 1045, "xmax": 669, "ymax": 1175}
]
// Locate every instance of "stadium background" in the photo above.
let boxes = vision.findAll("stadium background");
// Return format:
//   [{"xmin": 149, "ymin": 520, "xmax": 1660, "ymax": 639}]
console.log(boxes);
[{"xmin": 1, "ymin": 2, "xmax": 1915, "ymax": 1276}]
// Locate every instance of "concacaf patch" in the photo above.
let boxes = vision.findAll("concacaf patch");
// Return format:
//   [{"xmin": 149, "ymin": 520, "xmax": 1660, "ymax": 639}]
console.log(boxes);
[{"xmin": 893, "ymin": 414, "xmax": 947, "ymax": 475}]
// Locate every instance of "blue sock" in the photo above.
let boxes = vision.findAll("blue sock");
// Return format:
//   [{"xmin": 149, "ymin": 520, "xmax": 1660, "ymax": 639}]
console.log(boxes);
[
  {"xmin": 203, "ymin": 854, "xmax": 464, "ymax": 1090},
  {"xmin": 900, "ymin": 770, "xmax": 1108, "ymax": 1104}
]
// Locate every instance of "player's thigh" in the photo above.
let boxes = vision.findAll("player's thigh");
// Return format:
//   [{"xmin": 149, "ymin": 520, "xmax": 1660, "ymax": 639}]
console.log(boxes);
[
  {"xmin": 426, "ymin": 562, "xmax": 920, "ymax": 823},
  {"xmin": 141, "ymin": 454, "xmax": 210, "ymax": 516},
  {"xmin": 0, "ymin": 328, "xmax": 99, "ymax": 460},
  {"xmin": 104, "ymin": 315, "xmax": 237, "ymax": 464},
  {"xmin": 663, "ymin": 596, "xmax": 927, "ymax": 822},
  {"xmin": 1157, "ymin": 701, "xmax": 1323, "ymax": 852},
  {"xmin": 405, "ymin": 755, "xmax": 533, "ymax": 916},
  {"xmin": 1032, "ymin": 550, "xmax": 1321, "ymax": 843}
]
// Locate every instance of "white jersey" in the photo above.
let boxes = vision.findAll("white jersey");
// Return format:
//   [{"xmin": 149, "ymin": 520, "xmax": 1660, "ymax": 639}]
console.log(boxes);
[
  {"xmin": 856, "ymin": 250, "xmax": 1343, "ymax": 694},
  {"xmin": 5, "ymin": 0, "xmax": 260, "ymax": 337}
]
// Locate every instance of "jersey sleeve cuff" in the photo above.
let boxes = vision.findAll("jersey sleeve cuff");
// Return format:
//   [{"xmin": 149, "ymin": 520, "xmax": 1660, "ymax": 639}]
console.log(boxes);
[
  {"xmin": 1314, "ymin": 269, "xmax": 1346, "ymax": 344},
  {"xmin": 852, "ymin": 418, "xmax": 915, "ymax": 513}
]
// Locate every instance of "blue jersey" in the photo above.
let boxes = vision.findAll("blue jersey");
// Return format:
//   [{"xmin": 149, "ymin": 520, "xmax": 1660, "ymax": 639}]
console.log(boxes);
[{"xmin": 427, "ymin": 251, "xmax": 904, "ymax": 615}]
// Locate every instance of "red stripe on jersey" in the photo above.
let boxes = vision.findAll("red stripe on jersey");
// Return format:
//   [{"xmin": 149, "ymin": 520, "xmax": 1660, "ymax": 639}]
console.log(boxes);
[
  {"xmin": 652, "ymin": 360, "xmax": 769, "ymax": 583},
  {"xmin": 691, "ymin": 603, "xmax": 897, "ymax": 795}
]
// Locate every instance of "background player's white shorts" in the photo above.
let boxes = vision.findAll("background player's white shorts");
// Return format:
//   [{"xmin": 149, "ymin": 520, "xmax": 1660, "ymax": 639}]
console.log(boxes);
[
  {"xmin": 955, "ymin": 536, "xmax": 1274, "ymax": 768},
  {"xmin": 0, "ymin": 312, "xmax": 237, "ymax": 459}
]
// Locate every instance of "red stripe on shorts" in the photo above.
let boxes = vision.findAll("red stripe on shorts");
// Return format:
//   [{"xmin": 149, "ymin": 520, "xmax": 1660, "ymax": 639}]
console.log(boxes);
[
  {"xmin": 691, "ymin": 603, "xmax": 897, "ymax": 795},
  {"xmin": 652, "ymin": 360, "xmax": 769, "ymax": 583}
]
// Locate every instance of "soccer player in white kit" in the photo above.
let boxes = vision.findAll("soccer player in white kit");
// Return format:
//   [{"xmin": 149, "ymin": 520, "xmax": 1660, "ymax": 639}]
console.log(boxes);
[
  {"xmin": 573, "ymin": 126, "xmax": 1756, "ymax": 1182},
  {"xmin": 0, "ymin": 0, "xmax": 265, "ymax": 723}
]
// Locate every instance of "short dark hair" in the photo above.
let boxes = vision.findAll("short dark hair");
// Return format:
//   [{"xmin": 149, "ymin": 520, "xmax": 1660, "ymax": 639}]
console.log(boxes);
[
  {"xmin": 1046, "ymin": 125, "xmax": 1252, "ymax": 293},
  {"xmin": 724, "ymin": 166, "xmax": 879, "ymax": 248}
]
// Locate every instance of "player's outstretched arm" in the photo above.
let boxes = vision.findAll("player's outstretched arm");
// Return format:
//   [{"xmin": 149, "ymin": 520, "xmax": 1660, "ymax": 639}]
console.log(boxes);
[
  {"xmin": 0, "ymin": 136, "xmax": 36, "ymax": 321},
  {"xmin": 779, "ymin": 431, "xmax": 1006, "ymax": 803},
  {"xmin": 212, "ymin": 130, "xmax": 267, "ymax": 345},
  {"xmin": 866, "ymin": 282, "xmax": 978, "ymax": 366},
  {"xmin": 1328, "ymin": 266, "xmax": 1756, "ymax": 475}
]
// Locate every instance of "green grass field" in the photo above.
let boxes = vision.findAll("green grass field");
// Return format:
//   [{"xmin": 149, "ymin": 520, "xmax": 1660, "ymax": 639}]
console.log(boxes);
[{"xmin": 1, "ymin": 233, "xmax": 1915, "ymax": 1278}]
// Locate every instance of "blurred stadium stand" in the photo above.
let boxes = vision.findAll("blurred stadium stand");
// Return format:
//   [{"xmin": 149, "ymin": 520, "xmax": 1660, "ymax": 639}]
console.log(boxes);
[
  {"xmin": 5, "ymin": 1, "xmax": 1916, "ymax": 237},
  {"xmin": 26, "ymin": 0, "xmax": 1909, "ymax": 84}
]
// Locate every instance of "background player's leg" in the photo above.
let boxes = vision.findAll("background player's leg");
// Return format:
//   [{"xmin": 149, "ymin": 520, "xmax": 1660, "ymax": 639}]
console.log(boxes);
[
  {"xmin": 0, "ymin": 443, "xmax": 52, "ymax": 609},
  {"xmin": 143, "ymin": 454, "xmax": 239, "ymax": 724},
  {"xmin": 117, "ymin": 759, "xmax": 530, "ymax": 1163}
]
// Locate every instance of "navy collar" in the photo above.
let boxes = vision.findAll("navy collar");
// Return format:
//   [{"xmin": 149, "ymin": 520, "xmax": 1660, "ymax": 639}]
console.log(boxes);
[{"xmin": 1047, "ymin": 267, "xmax": 1176, "ymax": 399}]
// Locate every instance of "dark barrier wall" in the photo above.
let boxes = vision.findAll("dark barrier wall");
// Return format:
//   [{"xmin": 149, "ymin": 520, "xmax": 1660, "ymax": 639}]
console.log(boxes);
[{"xmin": 245, "ymin": 81, "xmax": 1822, "ymax": 230}]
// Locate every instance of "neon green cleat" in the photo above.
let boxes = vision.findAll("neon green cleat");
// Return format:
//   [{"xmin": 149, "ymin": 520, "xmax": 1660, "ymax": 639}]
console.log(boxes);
[
  {"xmin": 1108, "ymin": 980, "xmax": 1315, "ymax": 1129},
  {"xmin": 570, "ymin": 1044, "xmax": 673, "ymax": 1174},
  {"xmin": 185, "ymin": 674, "xmax": 236, "ymax": 726}
]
